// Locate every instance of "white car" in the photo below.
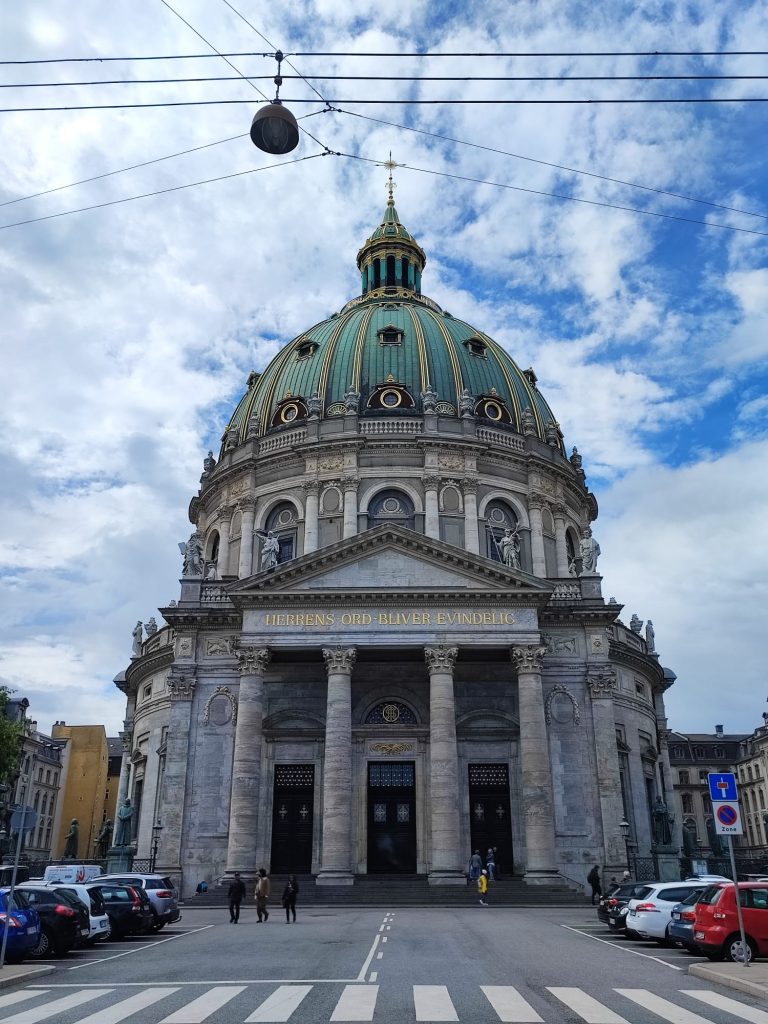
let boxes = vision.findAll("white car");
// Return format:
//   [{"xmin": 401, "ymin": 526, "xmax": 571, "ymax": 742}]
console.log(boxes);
[
  {"xmin": 43, "ymin": 881, "xmax": 111, "ymax": 943},
  {"xmin": 625, "ymin": 881, "xmax": 706, "ymax": 943}
]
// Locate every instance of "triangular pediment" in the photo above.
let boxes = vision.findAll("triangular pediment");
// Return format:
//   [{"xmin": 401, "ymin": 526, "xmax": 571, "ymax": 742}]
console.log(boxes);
[{"xmin": 226, "ymin": 525, "xmax": 552, "ymax": 601}]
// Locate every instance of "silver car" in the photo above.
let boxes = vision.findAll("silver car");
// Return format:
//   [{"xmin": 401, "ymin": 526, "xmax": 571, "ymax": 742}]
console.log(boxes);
[{"xmin": 95, "ymin": 873, "xmax": 180, "ymax": 931}]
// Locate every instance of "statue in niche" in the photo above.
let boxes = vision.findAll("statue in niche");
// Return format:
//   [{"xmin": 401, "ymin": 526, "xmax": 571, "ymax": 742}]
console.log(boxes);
[
  {"xmin": 652, "ymin": 796, "xmax": 673, "ymax": 846},
  {"xmin": 578, "ymin": 527, "xmax": 601, "ymax": 576},
  {"xmin": 63, "ymin": 818, "xmax": 79, "ymax": 859},
  {"xmin": 131, "ymin": 621, "xmax": 143, "ymax": 657},
  {"xmin": 180, "ymin": 531, "xmax": 204, "ymax": 577},
  {"xmin": 113, "ymin": 799, "xmax": 134, "ymax": 848},
  {"xmin": 421, "ymin": 383, "xmax": 438, "ymax": 412},
  {"xmin": 344, "ymin": 384, "xmax": 360, "ymax": 413},
  {"xmin": 459, "ymin": 389, "xmax": 475, "ymax": 418},
  {"xmin": 144, "ymin": 617, "xmax": 158, "ymax": 637},
  {"xmin": 645, "ymin": 620, "xmax": 656, "ymax": 652},
  {"xmin": 630, "ymin": 614, "xmax": 643, "ymax": 634},
  {"xmin": 258, "ymin": 530, "xmax": 280, "ymax": 570},
  {"xmin": 498, "ymin": 526, "xmax": 521, "ymax": 569}
]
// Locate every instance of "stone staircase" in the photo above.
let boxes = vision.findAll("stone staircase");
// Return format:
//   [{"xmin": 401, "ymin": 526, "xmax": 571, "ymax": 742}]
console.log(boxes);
[{"xmin": 188, "ymin": 874, "xmax": 587, "ymax": 908}]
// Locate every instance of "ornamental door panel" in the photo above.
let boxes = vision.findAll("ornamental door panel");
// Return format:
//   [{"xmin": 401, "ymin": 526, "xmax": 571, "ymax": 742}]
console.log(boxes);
[
  {"xmin": 367, "ymin": 761, "xmax": 417, "ymax": 874},
  {"xmin": 468, "ymin": 763, "xmax": 514, "ymax": 876},
  {"xmin": 271, "ymin": 764, "xmax": 314, "ymax": 874}
]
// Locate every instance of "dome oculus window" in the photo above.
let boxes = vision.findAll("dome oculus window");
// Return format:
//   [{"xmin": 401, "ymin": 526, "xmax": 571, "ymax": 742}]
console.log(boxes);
[
  {"xmin": 367, "ymin": 376, "xmax": 415, "ymax": 411},
  {"xmin": 295, "ymin": 339, "xmax": 318, "ymax": 361},
  {"xmin": 474, "ymin": 391, "xmax": 512, "ymax": 425},
  {"xmin": 270, "ymin": 393, "xmax": 309, "ymax": 428},
  {"xmin": 464, "ymin": 337, "xmax": 488, "ymax": 358},
  {"xmin": 367, "ymin": 489, "xmax": 415, "ymax": 531}
]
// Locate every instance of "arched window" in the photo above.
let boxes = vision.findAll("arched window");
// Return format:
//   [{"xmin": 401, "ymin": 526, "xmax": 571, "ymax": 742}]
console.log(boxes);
[
  {"xmin": 566, "ymin": 532, "xmax": 577, "ymax": 575},
  {"xmin": 484, "ymin": 500, "xmax": 519, "ymax": 562},
  {"xmin": 401, "ymin": 257, "xmax": 409, "ymax": 286},
  {"xmin": 365, "ymin": 701, "xmax": 418, "ymax": 725},
  {"xmin": 681, "ymin": 792, "xmax": 693, "ymax": 814},
  {"xmin": 367, "ymin": 490, "xmax": 415, "ymax": 531},
  {"xmin": 386, "ymin": 255, "xmax": 396, "ymax": 286},
  {"xmin": 678, "ymin": 770, "xmax": 690, "ymax": 785},
  {"xmin": 265, "ymin": 502, "xmax": 298, "ymax": 563}
]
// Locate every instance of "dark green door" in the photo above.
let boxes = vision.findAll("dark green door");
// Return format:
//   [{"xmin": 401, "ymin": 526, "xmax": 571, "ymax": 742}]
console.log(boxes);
[
  {"xmin": 271, "ymin": 764, "xmax": 314, "ymax": 873},
  {"xmin": 367, "ymin": 761, "xmax": 417, "ymax": 873},
  {"xmin": 468, "ymin": 763, "xmax": 514, "ymax": 876}
]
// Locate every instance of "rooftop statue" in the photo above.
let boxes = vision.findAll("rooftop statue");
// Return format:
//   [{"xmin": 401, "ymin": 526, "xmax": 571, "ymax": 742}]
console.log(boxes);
[
  {"xmin": 131, "ymin": 621, "xmax": 143, "ymax": 658},
  {"xmin": 180, "ymin": 531, "xmax": 204, "ymax": 577},
  {"xmin": 498, "ymin": 526, "xmax": 521, "ymax": 569},
  {"xmin": 630, "ymin": 614, "xmax": 643, "ymax": 634},
  {"xmin": 258, "ymin": 530, "xmax": 280, "ymax": 571},
  {"xmin": 578, "ymin": 527, "xmax": 601, "ymax": 576}
]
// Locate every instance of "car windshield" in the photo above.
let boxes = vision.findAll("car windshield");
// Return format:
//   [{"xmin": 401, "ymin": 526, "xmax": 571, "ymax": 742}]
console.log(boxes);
[{"xmin": 698, "ymin": 885, "xmax": 725, "ymax": 905}]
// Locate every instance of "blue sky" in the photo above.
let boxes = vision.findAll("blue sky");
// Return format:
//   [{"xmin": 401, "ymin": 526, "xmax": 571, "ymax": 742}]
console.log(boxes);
[{"xmin": 0, "ymin": 0, "xmax": 767, "ymax": 736}]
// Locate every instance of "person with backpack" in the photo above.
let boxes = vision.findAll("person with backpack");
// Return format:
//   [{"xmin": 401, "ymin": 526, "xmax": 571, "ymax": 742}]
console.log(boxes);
[
  {"xmin": 282, "ymin": 875, "xmax": 299, "ymax": 923},
  {"xmin": 228, "ymin": 872, "xmax": 246, "ymax": 923},
  {"xmin": 587, "ymin": 864, "xmax": 602, "ymax": 905}
]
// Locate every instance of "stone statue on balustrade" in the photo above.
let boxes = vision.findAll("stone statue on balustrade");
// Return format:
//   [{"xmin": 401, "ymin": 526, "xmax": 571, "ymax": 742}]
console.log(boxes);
[
  {"xmin": 308, "ymin": 391, "xmax": 322, "ymax": 418},
  {"xmin": 630, "ymin": 614, "xmax": 643, "ymax": 634},
  {"xmin": 459, "ymin": 389, "xmax": 475, "ymax": 418},
  {"xmin": 131, "ymin": 621, "xmax": 143, "ymax": 658},
  {"xmin": 645, "ymin": 620, "xmax": 656, "ymax": 652},
  {"xmin": 179, "ymin": 531, "xmax": 204, "ymax": 577},
  {"xmin": 258, "ymin": 530, "xmax": 280, "ymax": 571},
  {"xmin": 578, "ymin": 527, "xmax": 601, "ymax": 576},
  {"xmin": 344, "ymin": 384, "xmax": 360, "ymax": 413},
  {"xmin": 144, "ymin": 617, "xmax": 158, "ymax": 637}
]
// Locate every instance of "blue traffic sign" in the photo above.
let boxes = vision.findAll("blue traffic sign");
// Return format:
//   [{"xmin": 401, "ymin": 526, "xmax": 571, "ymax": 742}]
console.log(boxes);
[{"xmin": 708, "ymin": 772, "xmax": 738, "ymax": 802}]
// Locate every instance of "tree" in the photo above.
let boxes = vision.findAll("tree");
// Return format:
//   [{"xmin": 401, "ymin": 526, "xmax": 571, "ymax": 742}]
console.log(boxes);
[{"xmin": 0, "ymin": 686, "xmax": 25, "ymax": 796}]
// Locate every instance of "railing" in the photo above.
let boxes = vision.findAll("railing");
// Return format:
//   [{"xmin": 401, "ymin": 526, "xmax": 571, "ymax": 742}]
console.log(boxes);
[
  {"xmin": 143, "ymin": 629, "xmax": 173, "ymax": 655},
  {"xmin": 201, "ymin": 585, "xmax": 233, "ymax": 605},
  {"xmin": 551, "ymin": 582, "xmax": 581, "ymax": 601},
  {"xmin": 257, "ymin": 428, "xmax": 307, "ymax": 455},
  {"xmin": 476, "ymin": 427, "xmax": 526, "ymax": 452},
  {"xmin": 360, "ymin": 419, "xmax": 423, "ymax": 434}
]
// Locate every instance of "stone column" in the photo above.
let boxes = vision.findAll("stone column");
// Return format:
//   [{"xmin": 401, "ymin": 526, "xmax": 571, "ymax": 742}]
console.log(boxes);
[
  {"xmin": 156, "ymin": 671, "xmax": 196, "ymax": 879},
  {"xmin": 217, "ymin": 506, "xmax": 232, "ymax": 576},
  {"xmin": 553, "ymin": 502, "xmax": 570, "ymax": 578},
  {"xmin": 317, "ymin": 646, "xmax": 357, "ymax": 885},
  {"xmin": 423, "ymin": 474, "xmax": 440, "ymax": 540},
  {"xmin": 425, "ymin": 645, "xmax": 465, "ymax": 884},
  {"xmin": 237, "ymin": 499, "xmax": 256, "ymax": 578},
  {"xmin": 511, "ymin": 645, "xmax": 559, "ymax": 881},
  {"xmin": 528, "ymin": 497, "xmax": 547, "ymax": 577},
  {"xmin": 225, "ymin": 646, "xmax": 271, "ymax": 879},
  {"xmin": 303, "ymin": 481, "xmax": 320, "ymax": 554},
  {"xmin": 463, "ymin": 479, "xmax": 479, "ymax": 554},
  {"xmin": 588, "ymin": 668, "xmax": 626, "ymax": 871},
  {"xmin": 342, "ymin": 476, "xmax": 358, "ymax": 539}
]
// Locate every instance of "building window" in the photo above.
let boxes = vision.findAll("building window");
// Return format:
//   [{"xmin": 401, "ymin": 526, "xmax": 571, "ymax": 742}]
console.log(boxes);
[
  {"xmin": 679, "ymin": 770, "xmax": 690, "ymax": 785},
  {"xmin": 699, "ymin": 770, "xmax": 709, "ymax": 784},
  {"xmin": 265, "ymin": 502, "xmax": 298, "ymax": 562},
  {"xmin": 365, "ymin": 702, "xmax": 417, "ymax": 726},
  {"xmin": 748, "ymin": 767, "xmax": 754, "ymax": 781},
  {"xmin": 682, "ymin": 793, "xmax": 693, "ymax": 814},
  {"xmin": 463, "ymin": 337, "xmax": 487, "ymax": 358},
  {"xmin": 672, "ymin": 746, "xmax": 684, "ymax": 758},
  {"xmin": 760, "ymin": 789, "xmax": 766, "ymax": 810},
  {"xmin": 367, "ymin": 490, "xmax": 416, "ymax": 532},
  {"xmin": 143, "ymin": 684, "xmax": 152, "ymax": 701},
  {"xmin": 702, "ymin": 795, "xmax": 712, "ymax": 814}
]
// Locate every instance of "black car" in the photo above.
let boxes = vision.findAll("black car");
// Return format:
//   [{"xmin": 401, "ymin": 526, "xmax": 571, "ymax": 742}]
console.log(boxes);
[
  {"xmin": 15, "ymin": 884, "xmax": 90, "ymax": 957},
  {"xmin": 86, "ymin": 883, "xmax": 153, "ymax": 938},
  {"xmin": 597, "ymin": 883, "xmax": 654, "ymax": 931}
]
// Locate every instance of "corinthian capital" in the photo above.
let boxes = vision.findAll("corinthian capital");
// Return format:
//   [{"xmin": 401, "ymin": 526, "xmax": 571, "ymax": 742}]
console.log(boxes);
[
  {"xmin": 527, "ymin": 492, "xmax": 549, "ymax": 511},
  {"xmin": 234, "ymin": 645, "xmax": 271, "ymax": 675},
  {"xmin": 587, "ymin": 667, "xmax": 617, "ymax": 698},
  {"xmin": 462, "ymin": 477, "xmax": 479, "ymax": 496},
  {"xmin": 511, "ymin": 644, "xmax": 547, "ymax": 673},
  {"xmin": 302, "ymin": 479, "xmax": 320, "ymax": 495},
  {"xmin": 236, "ymin": 497, "xmax": 257, "ymax": 514},
  {"xmin": 341, "ymin": 475, "xmax": 359, "ymax": 492},
  {"xmin": 167, "ymin": 671, "xmax": 197, "ymax": 701},
  {"xmin": 322, "ymin": 646, "xmax": 357, "ymax": 673},
  {"xmin": 422, "ymin": 474, "xmax": 441, "ymax": 491},
  {"xmin": 424, "ymin": 645, "xmax": 459, "ymax": 673}
]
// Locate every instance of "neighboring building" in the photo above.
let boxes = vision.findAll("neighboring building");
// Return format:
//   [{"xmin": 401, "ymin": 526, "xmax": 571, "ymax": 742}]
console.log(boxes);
[
  {"xmin": 737, "ymin": 717, "xmax": 768, "ymax": 854},
  {"xmin": 105, "ymin": 736, "xmax": 122, "ymax": 827},
  {"xmin": 51, "ymin": 724, "xmax": 109, "ymax": 860},
  {"xmin": 15, "ymin": 722, "xmax": 67, "ymax": 862},
  {"xmin": 115, "ymin": 193, "xmax": 678, "ymax": 896}
]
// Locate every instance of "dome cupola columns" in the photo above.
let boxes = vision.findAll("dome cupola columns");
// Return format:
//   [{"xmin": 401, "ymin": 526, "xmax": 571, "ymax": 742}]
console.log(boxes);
[{"xmin": 356, "ymin": 156, "xmax": 426, "ymax": 298}]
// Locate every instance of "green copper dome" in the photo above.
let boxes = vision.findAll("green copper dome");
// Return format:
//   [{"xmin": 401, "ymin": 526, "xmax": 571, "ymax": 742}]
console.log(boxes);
[{"xmin": 224, "ymin": 201, "xmax": 563, "ymax": 451}]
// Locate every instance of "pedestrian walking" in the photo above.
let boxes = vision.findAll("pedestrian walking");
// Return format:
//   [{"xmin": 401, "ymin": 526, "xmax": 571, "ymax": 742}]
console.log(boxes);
[
  {"xmin": 468, "ymin": 849, "xmax": 483, "ymax": 883},
  {"xmin": 255, "ymin": 867, "xmax": 271, "ymax": 922},
  {"xmin": 478, "ymin": 868, "xmax": 489, "ymax": 906},
  {"xmin": 622, "ymin": 869, "xmax": 632, "ymax": 882},
  {"xmin": 282, "ymin": 875, "xmax": 299, "ymax": 923},
  {"xmin": 228, "ymin": 872, "xmax": 246, "ymax": 923},
  {"xmin": 485, "ymin": 848, "xmax": 496, "ymax": 881},
  {"xmin": 587, "ymin": 864, "xmax": 602, "ymax": 905}
]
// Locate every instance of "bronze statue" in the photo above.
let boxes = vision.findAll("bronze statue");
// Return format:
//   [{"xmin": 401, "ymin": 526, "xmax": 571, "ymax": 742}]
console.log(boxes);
[{"xmin": 63, "ymin": 818, "xmax": 79, "ymax": 859}]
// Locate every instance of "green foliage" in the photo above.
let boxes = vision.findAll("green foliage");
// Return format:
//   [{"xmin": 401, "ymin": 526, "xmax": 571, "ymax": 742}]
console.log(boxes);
[{"xmin": 0, "ymin": 687, "xmax": 25, "ymax": 788}]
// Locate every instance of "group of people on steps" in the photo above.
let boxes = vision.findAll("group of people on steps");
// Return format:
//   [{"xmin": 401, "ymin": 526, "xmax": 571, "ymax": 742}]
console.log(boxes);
[{"xmin": 227, "ymin": 870, "xmax": 299, "ymax": 923}]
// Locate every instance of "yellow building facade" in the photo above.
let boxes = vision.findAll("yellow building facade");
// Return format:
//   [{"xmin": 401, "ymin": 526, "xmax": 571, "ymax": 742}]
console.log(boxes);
[{"xmin": 51, "ymin": 724, "xmax": 109, "ymax": 861}]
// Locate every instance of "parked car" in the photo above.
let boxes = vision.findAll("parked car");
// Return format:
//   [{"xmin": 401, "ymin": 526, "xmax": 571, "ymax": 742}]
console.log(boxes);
[
  {"xmin": 15, "ymin": 883, "xmax": 90, "ymax": 957},
  {"xmin": 684, "ymin": 874, "xmax": 732, "ymax": 883},
  {"xmin": 669, "ymin": 889, "xmax": 705, "ymax": 951},
  {"xmin": 694, "ymin": 882, "xmax": 768, "ymax": 963},
  {"xmin": 86, "ymin": 882, "xmax": 153, "ymax": 938},
  {"xmin": 0, "ymin": 887, "xmax": 40, "ymax": 963},
  {"xmin": 95, "ymin": 873, "xmax": 180, "ymax": 931},
  {"xmin": 625, "ymin": 881, "xmax": 705, "ymax": 943},
  {"xmin": 43, "ymin": 882, "xmax": 111, "ymax": 944},
  {"xmin": 598, "ymin": 883, "xmax": 653, "ymax": 931}
]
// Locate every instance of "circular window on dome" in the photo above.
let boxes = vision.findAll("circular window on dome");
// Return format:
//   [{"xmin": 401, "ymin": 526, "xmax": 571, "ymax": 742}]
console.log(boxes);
[
  {"xmin": 484, "ymin": 401, "xmax": 503, "ymax": 421},
  {"xmin": 380, "ymin": 389, "xmax": 402, "ymax": 408},
  {"xmin": 280, "ymin": 403, "xmax": 299, "ymax": 423}
]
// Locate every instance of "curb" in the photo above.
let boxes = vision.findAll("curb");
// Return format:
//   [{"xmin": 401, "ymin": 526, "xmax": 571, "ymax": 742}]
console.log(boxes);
[
  {"xmin": 0, "ymin": 966, "xmax": 56, "ymax": 991},
  {"xmin": 689, "ymin": 964, "xmax": 768, "ymax": 1002}
]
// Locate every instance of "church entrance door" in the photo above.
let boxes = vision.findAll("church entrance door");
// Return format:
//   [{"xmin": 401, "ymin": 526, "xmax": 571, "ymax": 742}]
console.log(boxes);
[
  {"xmin": 271, "ymin": 764, "xmax": 314, "ymax": 874},
  {"xmin": 367, "ymin": 761, "xmax": 417, "ymax": 873},
  {"xmin": 468, "ymin": 763, "xmax": 514, "ymax": 876}
]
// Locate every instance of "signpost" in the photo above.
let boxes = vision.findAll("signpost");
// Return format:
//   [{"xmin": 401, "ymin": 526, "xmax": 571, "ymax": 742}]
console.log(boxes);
[{"xmin": 708, "ymin": 771, "xmax": 749, "ymax": 967}]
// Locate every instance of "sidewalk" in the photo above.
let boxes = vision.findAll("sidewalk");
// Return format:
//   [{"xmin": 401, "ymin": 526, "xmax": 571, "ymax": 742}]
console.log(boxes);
[
  {"xmin": 0, "ymin": 965, "xmax": 55, "ymax": 991},
  {"xmin": 689, "ymin": 962, "xmax": 768, "ymax": 1001}
]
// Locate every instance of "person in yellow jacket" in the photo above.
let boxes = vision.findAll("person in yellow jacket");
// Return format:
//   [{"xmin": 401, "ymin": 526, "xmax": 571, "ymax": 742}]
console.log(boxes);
[{"xmin": 478, "ymin": 868, "xmax": 489, "ymax": 906}]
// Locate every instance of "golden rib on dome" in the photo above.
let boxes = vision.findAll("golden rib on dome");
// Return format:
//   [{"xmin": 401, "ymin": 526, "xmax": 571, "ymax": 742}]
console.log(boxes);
[
  {"xmin": 403, "ymin": 305, "xmax": 430, "ymax": 393},
  {"xmin": 350, "ymin": 305, "xmax": 377, "ymax": 392},
  {"xmin": 417, "ymin": 307, "xmax": 465, "ymax": 398}
]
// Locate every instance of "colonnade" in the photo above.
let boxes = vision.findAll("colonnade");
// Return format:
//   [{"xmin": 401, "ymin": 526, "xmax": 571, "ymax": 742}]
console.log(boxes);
[{"xmin": 223, "ymin": 643, "xmax": 559, "ymax": 885}]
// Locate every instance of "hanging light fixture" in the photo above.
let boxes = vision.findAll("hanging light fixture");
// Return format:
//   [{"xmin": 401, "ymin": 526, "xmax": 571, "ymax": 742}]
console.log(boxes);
[{"xmin": 250, "ymin": 50, "xmax": 299, "ymax": 154}]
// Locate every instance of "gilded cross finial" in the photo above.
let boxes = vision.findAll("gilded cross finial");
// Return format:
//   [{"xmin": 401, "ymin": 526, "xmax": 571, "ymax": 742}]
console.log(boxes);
[{"xmin": 385, "ymin": 151, "xmax": 397, "ymax": 205}]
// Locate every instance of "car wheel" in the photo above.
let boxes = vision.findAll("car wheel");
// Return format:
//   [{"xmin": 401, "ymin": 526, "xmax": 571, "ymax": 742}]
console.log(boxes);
[
  {"xmin": 150, "ymin": 913, "xmax": 165, "ymax": 932},
  {"xmin": 724, "ymin": 935, "xmax": 757, "ymax": 964},
  {"xmin": 29, "ymin": 928, "xmax": 52, "ymax": 959}
]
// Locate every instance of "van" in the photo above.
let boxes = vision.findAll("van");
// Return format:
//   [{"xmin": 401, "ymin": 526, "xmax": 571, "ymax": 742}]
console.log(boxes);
[{"xmin": 42, "ymin": 864, "xmax": 103, "ymax": 884}]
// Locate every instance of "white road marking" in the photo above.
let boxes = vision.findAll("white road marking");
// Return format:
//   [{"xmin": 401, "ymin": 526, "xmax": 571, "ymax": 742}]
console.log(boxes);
[
  {"xmin": 158, "ymin": 986, "xmax": 246, "ymax": 1023},
  {"xmin": 368, "ymin": 972, "xmax": 378, "ymax": 983},
  {"xmin": 548, "ymin": 988, "xmax": 630, "ymax": 1023},
  {"xmin": 386, "ymin": 925, "xmax": 391, "ymax": 930},
  {"xmin": 413, "ymin": 985, "xmax": 459, "ymax": 1022},
  {"xmin": 378, "ymin": 925, "xmax": 385, "ymax": 932},
  {"xmin": 481, "ymin": 985, "xmax": 544, "ymax": 1022},
  {"xmin": 0, "ymin": 989, "xmax": 112, "ymax": 1024},
  {"xmin": 376, "ymin": 951, "xmax": 384, "ymax": 959},
  {"xmin": 67, "ymin": 925, "xmax": 215, "ymax": 969},
  {"xmin": 682, "ymin": 989, "xmax": 768, "ymax": 1023},
  {"xmin": 73, "ymin": 988, "xmax": 178, "ymax": 1024},
  {"xmin": 616, "ymin": 989, "xmax": 716, "ymax": 1023},
  {"xmin": 0, "ymin": 991, "xmax": 48, "ymax": 1011},
  {"xmin": 382, "ymin": 936, "xmax": 387, "ymax": 943},
  {"xmin": 356, "ymin": 933, "xmax": 381, "ymax": 981},
  {"xmin": 560, "ymin": 925, "xmax": 683, "ymax": 971},
  {"xmin": 330, "ymin": 984, "xmax": 379, "ymax": 1021},
  {"xmin": 245, "ymin": 985, "xmax": 313, "ymax": 1022}
]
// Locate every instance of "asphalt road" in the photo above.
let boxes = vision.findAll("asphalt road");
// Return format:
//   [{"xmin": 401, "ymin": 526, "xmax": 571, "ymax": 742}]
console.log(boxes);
[{"xmin": 3, "ymin": 905, "xmax": 767, "ymax": 1023}]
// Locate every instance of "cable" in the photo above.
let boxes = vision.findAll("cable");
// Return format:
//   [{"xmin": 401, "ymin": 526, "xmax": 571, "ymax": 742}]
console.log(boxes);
[
  {"xmin": 0, "ymin": 153, "xmax": 326, "ymax": 230},
  {"xmin": 338, "ymin": 152, "xmax": 768, "ymax": 237},
  {"xmin": 333, "ymin": 108, "xmax": 768, "ymax": 222}
]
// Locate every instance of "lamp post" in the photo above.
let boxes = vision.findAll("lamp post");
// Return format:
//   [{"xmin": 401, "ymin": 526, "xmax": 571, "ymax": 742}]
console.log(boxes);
[
  {"xmin": 150, "ymin": 820, "xmax": 163, "ymax": 873},
  {"xmin": 619, "ymin": 817, "xmax": 632, "ymax": 877}
]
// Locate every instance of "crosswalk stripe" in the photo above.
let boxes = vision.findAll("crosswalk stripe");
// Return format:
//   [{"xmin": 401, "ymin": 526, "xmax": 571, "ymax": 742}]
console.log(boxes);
[
  {"xmin": 413, "ymin": 985, "xmax": 459, "ymax": 1022},
  {"xmin": 158, "ymin": 986, "xmax": 246, "ymax": 1023},
  {"xmin": 481, "ymin": 986, "xmax": 543, "ymax": 1023},
  {"xmin": 547, "ymin": 988, "xmax": 630, "ymax": 1024},
  {"xmin": 0, "ymin": 992, "xmax": 48, "ymax": 1011},
  {"xmin": 330, "ymin": 985, "xmax": 379, "ymax": 1021},
  {"xmin": 0, "ymin": 989, "xmax": 112, "ymax": 1024},
  {"xmin": 245, "ymin": 985, "xmax": 313, "ymax": 1023},
  {"xmin": 616, "ymin": 989, "xmax": 716, "ymax": 1024},
  {"xmin": 71, "ymin": 988, "xmax": 179, "ymax": 1024},
  {"xmin": 681, "ymin": 990, "xmax": 768, "ymax": 1024}
]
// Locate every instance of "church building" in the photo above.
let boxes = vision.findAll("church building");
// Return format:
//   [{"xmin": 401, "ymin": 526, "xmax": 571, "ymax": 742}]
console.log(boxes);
[{"xmin": 116, "ymin": 188, "xmax": 676, "ymax": 895}]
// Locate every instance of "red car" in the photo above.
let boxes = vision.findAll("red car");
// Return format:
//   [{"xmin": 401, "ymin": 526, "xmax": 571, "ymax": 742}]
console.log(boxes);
[{"xmin": 694, "ymin": 882, "xmax": 768, "ymax": 962}]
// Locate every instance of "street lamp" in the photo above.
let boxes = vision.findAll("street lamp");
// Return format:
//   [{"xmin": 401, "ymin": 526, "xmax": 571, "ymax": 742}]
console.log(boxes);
[
  {"xmin": 619, "ymin": 818, "xmax": 632, "ymax": 876},
  {"xmin": 250, "ymin": 51, "xmax": 299, "ymax": 154},
  {"xmin": 150, "ymin": 820, "xmax": 163, "ymax": 873}
]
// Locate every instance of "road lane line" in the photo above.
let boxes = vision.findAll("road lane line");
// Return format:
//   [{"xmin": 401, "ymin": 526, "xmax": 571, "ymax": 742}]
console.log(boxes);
[
  {"xmin": 245, "ymin": 985, "xmax": 313, "ymax": 1022},
  {"xmin": 356, "ymin": 933, "xmax": 381, "ymax": 982},
  {"xmin": 413, "ymin": 985, "xmax": 459, "ymax": 1022},
  {"xmin": 481, "ymin": 986, "xmax": 544, "ymax": 1022},
  {"xmin": 0, "ymin": 989, "xmax": 112, "ymax": 1024},
  {"xmin": 616, "ymin": 989, "xmax": 715, "ymax": 1023},
  {"xmin": 368, "ymin": 973, "xmax": 377, "ymax": 983},
  {"xmin": 376, "ymin": 951, "xmax": 384, "ymax": 959},
  {"xmin": 548, "ymin": 988, "xmax": 630, "ymax": 1024},
  {"xmin": 330, "ymin": 985, "xmax": 379, "ymax": 1021},
  {"xmin": 158, "ymin": 986, "xmax": 246, "ymax": 1023},
  {"xmin": 682, "ymin": 990, "xmax": 768, "ymax": 1023},
  {"xmin": 560, "ymin": 925, "xmax": 683, "ymax": 971},
  {"xmin": 382, "ymin": 936, "xmax": 387, "ymax": 942},
  {"xmin": 0, "ymin": 992, "xmax": 48, "ymax": 1011},
  {"xmin": 67, "ymin": 925, "xmax": 215, "ymax": 969}
]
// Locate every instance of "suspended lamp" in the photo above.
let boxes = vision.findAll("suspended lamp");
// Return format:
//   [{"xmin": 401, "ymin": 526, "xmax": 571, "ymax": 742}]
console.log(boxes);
[{"xmin": 250, "ymin": 50, "xmax": 299, "ymax": 154}]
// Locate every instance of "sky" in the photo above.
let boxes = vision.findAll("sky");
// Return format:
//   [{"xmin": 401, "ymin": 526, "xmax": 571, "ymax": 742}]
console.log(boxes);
[{"xmin": 0, "ymin": 1, "xmax": 766, "ymax": 738}]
